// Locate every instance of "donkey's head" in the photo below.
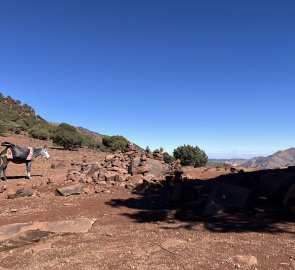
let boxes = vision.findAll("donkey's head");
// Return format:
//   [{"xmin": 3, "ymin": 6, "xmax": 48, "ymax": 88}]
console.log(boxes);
[{"xmin": 40, "ymin": 145, "xmax": 50, "ymax": 159}]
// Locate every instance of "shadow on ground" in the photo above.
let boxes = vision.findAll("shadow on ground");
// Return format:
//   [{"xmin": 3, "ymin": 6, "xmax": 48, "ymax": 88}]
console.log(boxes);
[
  {"xmin": 107, "ymin": 169, "xmax": 295, "ymax": 234},
  {"xmin": 1, "ymin": 175, "xmax": 42, "ymax": 180}
]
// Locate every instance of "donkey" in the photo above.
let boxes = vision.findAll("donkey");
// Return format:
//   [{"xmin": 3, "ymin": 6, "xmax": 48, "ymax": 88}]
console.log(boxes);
[{"xmin": 0, "ymin": 142, "xmax": 50, "ymax": 181}]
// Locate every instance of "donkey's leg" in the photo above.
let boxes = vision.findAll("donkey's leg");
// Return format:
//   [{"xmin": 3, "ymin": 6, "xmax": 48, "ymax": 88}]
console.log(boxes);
[
  {"xmin": 26, "ymin": 161, "xmax": 32, "ymax": 179},
  {"xmin": 0, "ymin": 158, "xmax": 9, "ymax": 181}
]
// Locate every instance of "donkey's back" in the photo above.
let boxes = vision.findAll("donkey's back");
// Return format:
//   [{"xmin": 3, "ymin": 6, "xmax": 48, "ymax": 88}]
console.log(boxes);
[{"xmin": 1, "ymin": 142, "xmax": 30, "ymax": 160}]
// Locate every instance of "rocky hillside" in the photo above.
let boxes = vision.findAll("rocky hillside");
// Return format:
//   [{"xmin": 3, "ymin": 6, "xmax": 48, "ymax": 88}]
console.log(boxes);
[
  {"xmin": 242, "ymin": 148, "xmax": 295, "ymax": 169},
  {"xmin": 0, "ymin": 93, "xmax": 47, "ymax": 134}
]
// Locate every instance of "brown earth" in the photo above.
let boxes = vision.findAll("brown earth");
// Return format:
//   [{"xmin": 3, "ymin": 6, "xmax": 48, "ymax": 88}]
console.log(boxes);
[{"xmin": 0, "ymin": 134, "xmax": 294, "ymax": 270}]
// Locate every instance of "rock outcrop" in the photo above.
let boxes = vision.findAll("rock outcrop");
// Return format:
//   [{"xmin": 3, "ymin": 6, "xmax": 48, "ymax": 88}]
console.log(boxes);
[{"xmin": 65, "ymin": 142, "xmax": 170, "ymax": 193}]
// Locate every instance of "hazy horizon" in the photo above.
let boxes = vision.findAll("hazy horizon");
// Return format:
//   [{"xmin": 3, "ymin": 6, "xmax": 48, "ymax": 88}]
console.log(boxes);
[{"xmin": 1, "ymin": 1, "xmax": 294, "ymax": 158}]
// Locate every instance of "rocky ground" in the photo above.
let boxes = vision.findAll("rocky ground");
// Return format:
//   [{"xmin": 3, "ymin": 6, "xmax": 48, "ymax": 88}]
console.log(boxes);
[{"xmin": 0, "ymin": 134, "xmax": 294, "ymax": 270}]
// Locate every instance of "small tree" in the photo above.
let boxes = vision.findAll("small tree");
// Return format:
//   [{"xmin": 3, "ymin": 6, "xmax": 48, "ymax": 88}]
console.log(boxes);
[
  {"xmin": 173, "ymin": 145, "xmax": 208, "ymax": 167},
  {"xmin": 51, "ymin": 123, "xmax": 82, "ymax": 150},
  {"xmin": 102, "ymin": 135, "xmax": 128, "ymax": 152},
  {"xmin": 163, "ymin": 152, "xmax": 175, "ymax": 164}
]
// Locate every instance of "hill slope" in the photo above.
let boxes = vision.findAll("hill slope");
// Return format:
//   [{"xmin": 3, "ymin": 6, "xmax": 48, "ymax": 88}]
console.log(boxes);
[
  {"xmin": 0, "ymin": 93, "xmax": 47, "ymax": 134},
  {"xmin": 242, "ymin": 148, "xmax": 295, "ymax": 169},
  {"xmin": 0, "ymin": 92, "xmax": 134, "ymax": 152}
]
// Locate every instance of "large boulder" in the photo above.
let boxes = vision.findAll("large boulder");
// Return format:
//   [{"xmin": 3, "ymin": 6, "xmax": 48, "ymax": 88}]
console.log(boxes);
[
  {"xmin": 129, "ymin": 157, "xmax": 165, "ymax": 178},
  {"xmin": 128, "ymin": 157, "xmax": 141, "ymax": 175}
]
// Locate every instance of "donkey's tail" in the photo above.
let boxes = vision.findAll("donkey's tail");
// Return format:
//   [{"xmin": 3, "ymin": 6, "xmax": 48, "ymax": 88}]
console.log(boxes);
[{"xmin": 1, "ymin": 142, "xmax": 15, "ymax": 148}]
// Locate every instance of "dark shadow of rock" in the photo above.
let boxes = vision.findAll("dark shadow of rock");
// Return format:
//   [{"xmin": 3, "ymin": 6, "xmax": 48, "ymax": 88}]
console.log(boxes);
[
  {"xmin": 1, "ymin": 175, "xmax": 42, "ymax": 181},
  {"xmin": 106, "ymin": 168, "xmax": 295, "ymax": 234}
]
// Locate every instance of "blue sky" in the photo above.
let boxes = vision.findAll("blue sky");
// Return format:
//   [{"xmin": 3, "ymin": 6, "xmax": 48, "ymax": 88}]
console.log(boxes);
[{"xmin": 0, "ymin": 0, "xmax": 294, "ymax": 158}]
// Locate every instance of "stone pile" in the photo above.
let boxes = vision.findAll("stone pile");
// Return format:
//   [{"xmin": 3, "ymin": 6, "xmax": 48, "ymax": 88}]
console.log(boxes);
[
  {"xmin": 145, "ymin": 146, "xmax": 153, "ymax": 158},
  {"xmin": 152, "ymin": 149, "xmax": 164, "ymax": 161},
  {"xmin": 66, "ymin": 142, "xmax": 169, "ymax": 193}
]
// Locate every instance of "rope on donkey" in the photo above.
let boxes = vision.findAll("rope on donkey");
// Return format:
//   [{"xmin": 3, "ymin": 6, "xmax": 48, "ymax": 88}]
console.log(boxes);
[{"xmin": 43, "ymin": 157, "xmax": 48, "ymax": 181}]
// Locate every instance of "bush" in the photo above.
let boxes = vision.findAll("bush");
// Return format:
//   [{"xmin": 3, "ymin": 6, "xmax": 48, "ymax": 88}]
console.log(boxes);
[
  {"xmin": 0, "ymin": 122, "xmax": 9, "ymax": 136},
  {"xmin": 29, "ymin": 125, "xmax": 51, "ymax": 140},
  {"xmin": 80, "ymin": 135, "xmax": 101, "ymax": 149},
  {"xmin": 163, "ymin": 152, "xmax": 175, "ymax": 164},
  {"xmin": 207, "ymin": 162, "xmax": 231, "ymax": 170},
  {"xmin": 96, "ymin": 141, "xmax": 111, "ymax": 152},
  {"xmin": 102, "ymin": 135, "xmax": 128, "ymax": 152},
  {"xmin": 173, "ymin": 145, "xmax": 208, "ymax": 167},
  {"xmin": 51, "ymin": 123, "xmax": 82, "ymax": 150}
]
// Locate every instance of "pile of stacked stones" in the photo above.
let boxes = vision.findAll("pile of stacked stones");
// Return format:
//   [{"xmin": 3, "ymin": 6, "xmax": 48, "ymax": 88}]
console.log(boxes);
[
  {"xmin": 66, "ymin": 142, "xmax": 168, "ymax": 190},
  {"xmin": 152, "ymin": 148, "xmax": 164, "ymax": 161}
]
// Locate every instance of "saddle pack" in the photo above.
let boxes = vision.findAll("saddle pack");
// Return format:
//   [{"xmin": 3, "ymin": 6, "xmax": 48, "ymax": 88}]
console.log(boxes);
[{"xmin": 1, "ymin": 142, "xmax": 33, "ymax": 160}]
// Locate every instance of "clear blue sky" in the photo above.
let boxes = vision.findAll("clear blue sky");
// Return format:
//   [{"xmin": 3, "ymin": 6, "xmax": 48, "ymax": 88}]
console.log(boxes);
[{"xmin": 0, "ymin": 0, "xmax": 294, "ymax": 158}]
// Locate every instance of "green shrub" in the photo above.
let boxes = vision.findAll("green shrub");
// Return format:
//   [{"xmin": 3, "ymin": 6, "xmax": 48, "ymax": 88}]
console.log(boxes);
[
  {"xmin": 102, "ymin": 135, "xmax": 128, "ymax": 152},
  {"xmin": 80, "ymin": 134, "xmax": 101, "ymax": 149},
  {"xmin": 0, "ymin": 122, "xmax": 9, "ymax": 136},
  {"xmin": 207, "ymin": 162, "xmax": 231, "ymax": 170},
  {"xmin": 163, "ymin": 152, "xmax": 175, "ymax": 164},
  {"xmin": 51, "ymin": 123, "xmax": 82, "ymax": 150},
  {"xmin": 173, "ymin": 145, "xmax": 208, "ymax": 167},
  {"xmin": 96, "ymin": 141, "xmax": 111, "ymax": 152},
  {"xmin": 29, "ymin": 125, "xmax": 51, "ymax": 140}
]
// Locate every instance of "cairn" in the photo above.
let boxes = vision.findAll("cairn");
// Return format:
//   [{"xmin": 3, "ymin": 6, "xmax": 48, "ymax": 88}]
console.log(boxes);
[{"xmin": 153, "ymin": 148, "xmax": 164, "ymax": 162}]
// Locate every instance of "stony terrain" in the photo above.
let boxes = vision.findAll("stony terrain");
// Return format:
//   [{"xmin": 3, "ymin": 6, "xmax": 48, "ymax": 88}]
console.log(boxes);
[{"xmin": 0, "ymin": 134, "xmax": 294, "ymax": 270}]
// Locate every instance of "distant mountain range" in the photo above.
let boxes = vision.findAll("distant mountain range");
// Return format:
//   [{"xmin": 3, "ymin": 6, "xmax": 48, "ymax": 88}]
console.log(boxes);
[{"xmin": 242, "ymin": 148, "xmax": 295, "ymax": 169}]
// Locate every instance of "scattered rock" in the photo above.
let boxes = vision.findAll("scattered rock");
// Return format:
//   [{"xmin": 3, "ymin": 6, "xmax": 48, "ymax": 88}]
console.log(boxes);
[
  {"xmin": 86, "ymin": 162, "xmax": 101, "ymax": 176},
  {"xmin": 7, "ymin": 189, "xmax": 34, "ymax": 199},
  {"xmin": 56, "ymin": 184, "xmax": 84, "ymax": 196},
  {"xmin": 105, "ymin": 171, "xmax": 119, "ymax": 182},
  {"xmin": 231, "ymin": 255, "xmax": 257, "ymax": 266},
  {"xmin": 0, "ymin": 186, "xmax": 6, "ymax": 193},
  {"xmin": 51, "ymin": 161, "xmax": 65, "ymax": 169}
]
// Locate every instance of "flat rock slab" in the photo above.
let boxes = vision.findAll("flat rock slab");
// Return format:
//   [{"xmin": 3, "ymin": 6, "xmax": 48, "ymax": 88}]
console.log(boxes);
[
  {"xmin": 56, "ymin": 184, "xmax": 84, "ymax": 196},
  {"xmin": 0, "ymin": 218, "xmax": 96, "ymax": 251}
]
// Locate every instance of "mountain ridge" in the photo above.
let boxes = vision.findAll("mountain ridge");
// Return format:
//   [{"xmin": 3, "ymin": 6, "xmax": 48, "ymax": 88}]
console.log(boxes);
[{"xmin": 242, "ymin": 147, "xmax": 295, "ymax": 169}]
